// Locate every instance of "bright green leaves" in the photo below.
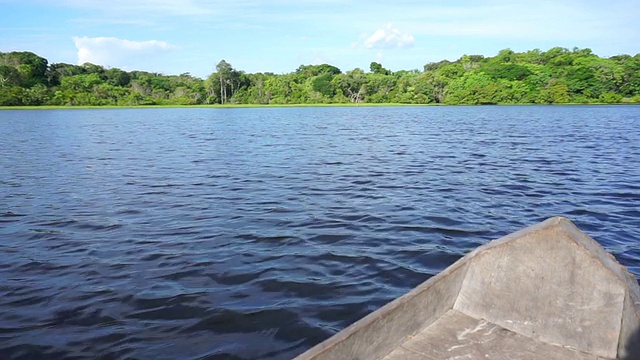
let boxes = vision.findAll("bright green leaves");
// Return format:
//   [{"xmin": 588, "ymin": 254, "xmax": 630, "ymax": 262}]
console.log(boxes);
[{"xmin": 1, "ymin": 46, "xmax": 639, "ymax": 106}]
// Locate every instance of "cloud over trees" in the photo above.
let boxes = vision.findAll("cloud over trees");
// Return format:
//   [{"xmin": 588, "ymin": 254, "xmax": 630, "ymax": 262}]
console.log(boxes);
[
  {"xmin": 72, "ymin": 36, "xmax": 175, "ymax": 69},
  {"xmin": 364, "ymin": 24, "xmax": 414, "ymax": 49}
]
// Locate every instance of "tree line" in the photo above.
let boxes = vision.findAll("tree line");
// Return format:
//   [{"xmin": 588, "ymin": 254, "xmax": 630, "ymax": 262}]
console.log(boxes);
[{"xmin": 1, "ymin": 47, "xmax": 639, "ymax": 106}]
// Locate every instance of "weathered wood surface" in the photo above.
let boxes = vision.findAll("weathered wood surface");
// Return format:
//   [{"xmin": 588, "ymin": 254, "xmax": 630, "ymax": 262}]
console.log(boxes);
[
  {"xmin": 383, "ymin": 310, "xmax": 601, "ymax": 360},
  {"xmin": 294, "ymin": 217, "xmax": 640, "ymax": 360}
]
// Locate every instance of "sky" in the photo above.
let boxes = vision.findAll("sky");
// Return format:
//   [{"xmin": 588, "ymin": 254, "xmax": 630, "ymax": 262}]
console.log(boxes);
[{"xmin": 1, "ymin": 0, "xmax": 639, "ymax": 79}]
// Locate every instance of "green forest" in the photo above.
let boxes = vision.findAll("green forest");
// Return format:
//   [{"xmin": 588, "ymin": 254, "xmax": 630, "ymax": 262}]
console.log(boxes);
[{"xmin": 1, "ymin": 47, "xmax": 639, "ymax": 106}]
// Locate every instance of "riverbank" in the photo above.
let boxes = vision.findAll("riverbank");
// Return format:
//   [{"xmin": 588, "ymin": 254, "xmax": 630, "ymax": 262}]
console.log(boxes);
[{"xmin": 2, "ymin": 102, "xmax": 639, "ymax": 111}]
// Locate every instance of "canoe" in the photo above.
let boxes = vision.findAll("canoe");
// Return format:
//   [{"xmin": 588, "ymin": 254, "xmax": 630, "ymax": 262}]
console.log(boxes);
[{"xmin": 295, "ymin": 217, "xmax": 640, "ymax": 359}]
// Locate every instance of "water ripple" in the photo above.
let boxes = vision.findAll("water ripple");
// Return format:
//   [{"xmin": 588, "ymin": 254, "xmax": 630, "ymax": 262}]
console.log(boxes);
[{"xmin": 0, "ymin": 106, "xmax": 639, "ymax": 359}]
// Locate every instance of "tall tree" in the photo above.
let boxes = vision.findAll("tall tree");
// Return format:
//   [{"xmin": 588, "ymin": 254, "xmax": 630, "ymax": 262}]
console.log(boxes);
[
  {"xmin": 216, "ymin": 60, "xmax": 233, "ymax": 104},
  {"xmin": 369, "ymin": 62, "xmax": 391, "ymax": 75}
]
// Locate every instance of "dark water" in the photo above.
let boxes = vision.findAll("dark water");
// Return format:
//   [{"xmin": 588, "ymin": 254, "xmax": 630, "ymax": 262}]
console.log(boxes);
[{"xmin": 1, "ymin": 105, "xmax": 639, "ymax": 359}]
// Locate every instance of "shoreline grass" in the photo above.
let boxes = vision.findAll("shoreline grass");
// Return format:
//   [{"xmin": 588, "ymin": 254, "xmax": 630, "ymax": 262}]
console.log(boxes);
[
  {"xmin": 0, "ymin": 103, "xmax": 435, "ymax": 110},
  {"xmin": 0, "ymin": 102, "xmax": 637, "ymax": 111}
]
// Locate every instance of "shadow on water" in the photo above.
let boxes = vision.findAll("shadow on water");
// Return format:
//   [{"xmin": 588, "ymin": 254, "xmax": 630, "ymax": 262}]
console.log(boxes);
[{"xmin": 622, "ymin": 325, "xmax": 640, "ymax": 359}]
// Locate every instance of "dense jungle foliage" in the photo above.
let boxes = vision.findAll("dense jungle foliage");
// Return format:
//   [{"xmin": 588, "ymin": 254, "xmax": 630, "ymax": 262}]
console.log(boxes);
[{"xmin": 1, "ymin": 47, "xmax": 639, "ymax": 106}]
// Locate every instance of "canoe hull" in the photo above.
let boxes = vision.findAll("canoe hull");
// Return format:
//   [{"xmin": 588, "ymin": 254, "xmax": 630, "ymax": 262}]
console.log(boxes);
[{"xmin": 295, "ymin": 217, "xmax": 640, "ymax": 359}]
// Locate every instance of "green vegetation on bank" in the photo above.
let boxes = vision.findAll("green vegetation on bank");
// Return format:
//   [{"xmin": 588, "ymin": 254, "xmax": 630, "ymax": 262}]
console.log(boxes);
[{"xmin": 1, "ymin": 47, "xmax": 639, "ymax": 106}]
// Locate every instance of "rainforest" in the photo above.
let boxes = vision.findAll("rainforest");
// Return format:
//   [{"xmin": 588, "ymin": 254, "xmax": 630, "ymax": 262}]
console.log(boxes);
[{"xmin": 1, "ymin": 47, "xmax": 639, "ymax": 106}]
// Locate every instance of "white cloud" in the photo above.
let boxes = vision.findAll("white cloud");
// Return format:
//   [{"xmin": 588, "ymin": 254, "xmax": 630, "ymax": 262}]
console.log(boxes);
[
  {"xmin": 72, "ymin": 36, "xmax": 175, "ymax": 69},
  {"xmin": 364, "ymin": 23, "xmax": 415, "ymax": 49}
]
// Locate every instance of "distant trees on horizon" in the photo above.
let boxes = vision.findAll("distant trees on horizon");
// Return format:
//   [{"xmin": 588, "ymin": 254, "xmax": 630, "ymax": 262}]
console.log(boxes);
[{"xmin": 1, "ymin": 46, "xmax": 639, "ymax": 106}]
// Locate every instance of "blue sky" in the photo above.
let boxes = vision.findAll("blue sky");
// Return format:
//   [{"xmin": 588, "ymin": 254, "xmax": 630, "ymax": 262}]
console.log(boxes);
[{"xmin": 1, "ymin": 0, "xmax": 638, "ymax": 78}]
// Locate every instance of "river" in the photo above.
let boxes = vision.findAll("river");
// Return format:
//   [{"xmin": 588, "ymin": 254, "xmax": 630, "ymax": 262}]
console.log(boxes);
[{"xmin": 1, "ymin": 105, "xmax": 639, "ymax": 359}]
